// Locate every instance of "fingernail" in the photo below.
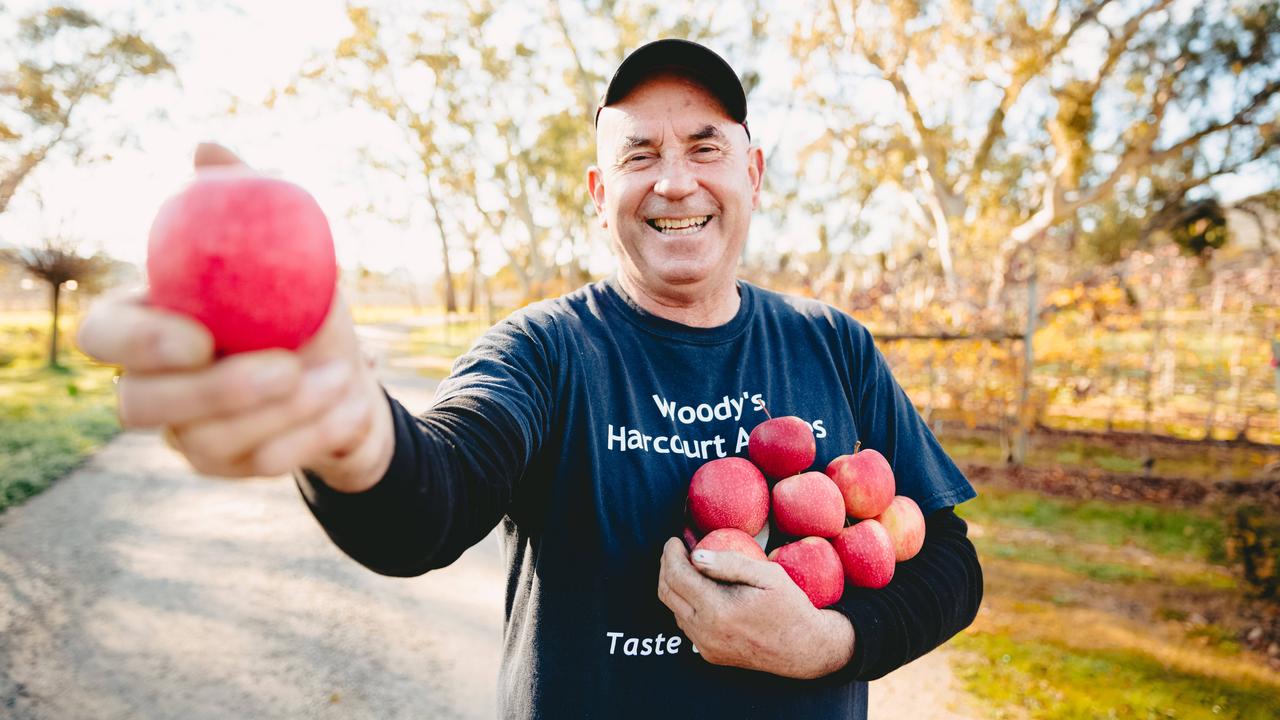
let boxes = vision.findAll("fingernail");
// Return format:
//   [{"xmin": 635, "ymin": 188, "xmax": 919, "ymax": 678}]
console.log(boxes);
[
  {"xmin": 302, "ymin": 360, "xmax": 352, "ymax": 394},
  {"xmin": 252, "ymin": 358, "xmax": 296, "ymax": 392},
  {"xmin": 691, "ymin": 550, "xmax": 715, "ymax": 567}
]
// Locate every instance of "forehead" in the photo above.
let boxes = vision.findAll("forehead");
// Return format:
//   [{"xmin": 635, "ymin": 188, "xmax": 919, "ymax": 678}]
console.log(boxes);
[{"xmin": 596, "ymin": 73, "xmax": 734, "ymax": 144}]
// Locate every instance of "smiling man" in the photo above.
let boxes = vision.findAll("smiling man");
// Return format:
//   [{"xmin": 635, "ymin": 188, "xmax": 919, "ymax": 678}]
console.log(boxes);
[{"xmin": 79, "ymin": 39, "xmax": 982, "ymax": 719}]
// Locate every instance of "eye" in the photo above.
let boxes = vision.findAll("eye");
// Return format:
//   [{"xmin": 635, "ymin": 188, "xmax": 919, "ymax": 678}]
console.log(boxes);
[{"xmin": 626, "ymin": 154, "xmax": 654, "ymax": 164}]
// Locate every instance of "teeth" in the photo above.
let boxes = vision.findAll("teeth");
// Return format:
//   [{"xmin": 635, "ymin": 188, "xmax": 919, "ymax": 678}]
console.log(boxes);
[{"xmin": 650, "ymin": 216, "xmax": 711, "ymax": 233}]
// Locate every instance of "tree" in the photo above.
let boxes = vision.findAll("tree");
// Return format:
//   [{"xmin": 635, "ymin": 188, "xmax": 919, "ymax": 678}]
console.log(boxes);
[
  {"xmin": 2, "ymin": 235, "xmax": 111, "ymax": 368},
  {"xmin": 794, "ymin": 0, "xmax": 1280, "ymax": 318},
  {"xmin": 0, "ymin": 5, "xmax": 172, "ymax": 215}
]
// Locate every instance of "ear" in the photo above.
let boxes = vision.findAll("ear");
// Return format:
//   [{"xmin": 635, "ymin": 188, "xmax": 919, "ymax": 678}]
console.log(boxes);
[
  {"xmin": 586, "ymin": 166, "xmax": 608, "ymax": 229},
  {"xmin": 747, "ymin": 146, "xmax": 765, "ymax": 210}
]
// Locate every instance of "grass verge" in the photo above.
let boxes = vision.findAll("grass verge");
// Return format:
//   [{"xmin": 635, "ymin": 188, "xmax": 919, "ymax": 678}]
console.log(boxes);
[
  {"xmin": 953, "ymin": 486, "xmax": 1280, "ymax": 720},
  {"xmin": 953, "ymin": 631, "xmax": 1280, "ymax": 720},
  {"xmin": 0, "ymin": 314, "xmax": 119, "ymax": 513}
]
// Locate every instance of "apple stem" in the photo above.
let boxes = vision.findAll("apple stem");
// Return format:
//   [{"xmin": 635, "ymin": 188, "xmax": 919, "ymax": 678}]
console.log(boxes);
[
  {"xmin": 853, "ymin": 440, "xmax": 862, "ymax": 454},
  {"xmin": 761, "ymin": 404, "xmax": 772, "ymax": 420}
]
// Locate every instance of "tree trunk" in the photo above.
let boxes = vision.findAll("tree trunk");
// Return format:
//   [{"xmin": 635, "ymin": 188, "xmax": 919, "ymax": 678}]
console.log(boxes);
[
  {"xmin": 424, "ymin": 178, "xmax": 458, "ymax": 313},
  {"xmin": 48, "ymin": 280, "xmax": 61, "ymax": 368},
  {"xmin": 1013, "ymin": 272, "xmax": 1038, "ymax": 465},
  {"xmin": 468, "ymin": 239, "xmax": 481, "ymax": 314}
]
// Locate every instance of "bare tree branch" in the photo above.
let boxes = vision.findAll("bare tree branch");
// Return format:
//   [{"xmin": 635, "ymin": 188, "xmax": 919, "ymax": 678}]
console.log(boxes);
[
  {"xmin": 967, "ymin": 0, "xmax": 1113, "ymax": 188},
  {"xmin": 1147, "ymin": 78, "xmax": 1280, "ymax": 166},
  {"xmin": 1086, "ymin": 0, "xmax": 1176, "ymax": 95}
]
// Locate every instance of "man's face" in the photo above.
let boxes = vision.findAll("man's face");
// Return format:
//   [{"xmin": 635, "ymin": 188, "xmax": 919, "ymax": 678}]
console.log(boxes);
[{"xmin": 588, "ymin": 73, "xmax": 764, "ymax": 301}]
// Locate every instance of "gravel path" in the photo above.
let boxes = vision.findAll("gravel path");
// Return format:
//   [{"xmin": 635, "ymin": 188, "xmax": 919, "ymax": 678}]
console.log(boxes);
[{"xmin": 0, "ymin": 370, "xmax": 976, "ymax": 719}]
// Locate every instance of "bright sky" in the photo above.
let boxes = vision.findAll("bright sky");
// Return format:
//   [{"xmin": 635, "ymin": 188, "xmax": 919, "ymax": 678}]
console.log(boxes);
[
  {"xmin": 1, "ymin": 0, "xmax": 1275, "ymax": 285},
  {"xmin": 0, "ymin": 0, "xmax": 468, "ymax": 281}
]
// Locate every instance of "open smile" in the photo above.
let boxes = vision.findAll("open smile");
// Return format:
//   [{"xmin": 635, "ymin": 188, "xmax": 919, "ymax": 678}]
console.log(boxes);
[{"xmin": 645, "ymin": 215, "xmax": 713, "ymax": 236}]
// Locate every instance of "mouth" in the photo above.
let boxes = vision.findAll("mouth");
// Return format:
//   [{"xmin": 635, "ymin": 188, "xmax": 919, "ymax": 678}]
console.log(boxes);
[{"xmin": 646, "ymin": 215, "xmax": 713, "ymax": 236}]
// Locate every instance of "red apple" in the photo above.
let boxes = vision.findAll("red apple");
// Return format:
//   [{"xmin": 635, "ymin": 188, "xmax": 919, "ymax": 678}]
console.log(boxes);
[
  {"xmin": 875, "ymin": 495, "xmax": 926, "ymax": 562},
  {"xmin": 769, "ymin": 537, "xmax": 844, "ymax": 608},
  {"xmin": 825, "ymin": 446, "xmax": 895, "ymax": 519},
  {"xmin": 694, "ymin": 528, "xmax": 767, "ymax": 561},
  {"xmin": 771, "ymin": 471, "xmax": 846, "ymax": 538},
  {"xmin": 147, "ymin": 168, "xmax": 337, "ymax": 355},
  {"xmin": 748, "ymin": 416, "xmax": 816, "ymax": 478},
  {"xmin": 833, "ymin": 519, "xmax": 895, "ymax": 589},
  {"xmin": 688, "ymin": 457, "xmax": 769, "ymax": 536}
]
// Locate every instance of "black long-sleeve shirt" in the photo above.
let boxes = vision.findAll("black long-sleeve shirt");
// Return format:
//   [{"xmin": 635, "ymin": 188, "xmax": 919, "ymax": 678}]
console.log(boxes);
[{"xmin": 298, "ymin": 277, "xmax": 983, "ymax": 719}]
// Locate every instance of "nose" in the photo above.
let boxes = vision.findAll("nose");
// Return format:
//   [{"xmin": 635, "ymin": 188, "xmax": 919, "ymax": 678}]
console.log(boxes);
[{"xmin": 652, "ymin": 158, "xmax": 698, "ymax": 200}]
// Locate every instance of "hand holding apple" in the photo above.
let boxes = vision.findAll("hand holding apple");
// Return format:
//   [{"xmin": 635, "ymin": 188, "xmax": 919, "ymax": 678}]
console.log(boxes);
[
  {"xmin": 76, "ymin": 144, "xmax": 393, "ymax": 489},
  {"xmin": 656, "ymin": 538, "xmax": 855, "ymax": 679}
]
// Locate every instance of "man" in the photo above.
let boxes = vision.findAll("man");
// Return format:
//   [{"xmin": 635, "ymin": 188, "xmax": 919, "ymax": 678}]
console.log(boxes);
[{"xmin": 79, "ymin": 39, "xmax": 982, "ymax": 718}]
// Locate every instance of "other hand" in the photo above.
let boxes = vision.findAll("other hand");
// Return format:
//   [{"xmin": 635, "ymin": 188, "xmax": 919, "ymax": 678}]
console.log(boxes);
[{"xmin": 656, "ymin": 537, "xmax": 854, "ymax": 679}]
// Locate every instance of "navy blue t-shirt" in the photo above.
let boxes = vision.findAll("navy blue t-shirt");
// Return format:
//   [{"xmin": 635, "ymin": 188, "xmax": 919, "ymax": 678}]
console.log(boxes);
[{"xmin": 299, "ymin": 277, "xmax": 976, "ymax": 719}]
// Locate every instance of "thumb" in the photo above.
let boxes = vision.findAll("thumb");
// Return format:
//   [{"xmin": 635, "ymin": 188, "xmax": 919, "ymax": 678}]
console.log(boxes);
[{"xmin": 691, "ymin": 548, "xmax": 776, "ymax": 588}]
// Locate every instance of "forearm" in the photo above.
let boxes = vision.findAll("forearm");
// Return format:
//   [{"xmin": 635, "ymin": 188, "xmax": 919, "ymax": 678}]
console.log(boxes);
[{"xmin": 829, "ymin": 507, "xmax": 983, "ymax": 681}]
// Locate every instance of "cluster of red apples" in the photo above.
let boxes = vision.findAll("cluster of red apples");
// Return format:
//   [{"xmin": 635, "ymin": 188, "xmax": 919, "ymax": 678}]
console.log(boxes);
[{"xmin": 685, "ymin": 415, "xmax": 926, "ymax": 609}]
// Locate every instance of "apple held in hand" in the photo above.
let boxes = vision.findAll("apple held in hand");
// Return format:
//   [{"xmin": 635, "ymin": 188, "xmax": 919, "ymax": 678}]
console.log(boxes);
[
  {"xmin": 688, "ymin": 457, "xmax": 770, "ymax": 536},
  {"xmin": 748, "ymin": 416, "xmax": 816, "ymax": 479},
  {"xmin": 833, "ymin": 519, "xmax": 895, "ymax": 589},
  {"xmin": 772, "ymin": 471, "xmax": 845, "ymax": 538},
  {"xmin": 826, "ymin": 445, "xmax": 895, "ymax": 519},
  {"xmin": 875, "ymin": 495, "xmax": 926, "ymax": 562},
  {"xmin": 769, "ymin": 537, "xmax": 844, "ymax": 608},
  {"xmin": 147, "ymin": 168, "xmax": 337, "ymax": 355},
  {"xmin": 694, "ymin": 528, "xmax": 767, "ymax": 561}
]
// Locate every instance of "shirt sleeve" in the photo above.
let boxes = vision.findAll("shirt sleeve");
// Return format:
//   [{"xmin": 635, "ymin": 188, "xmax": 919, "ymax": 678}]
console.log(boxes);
[
  {"xmin": 826, "ymin": 506, "xmax": 984, "ymax": 682},
  {"xmin": 294, "ymin": 316, "xmax": 557, "ymax": 577},
  {"xmin": 849, "ymin": 322, "xmax": 976, "ymax": 514}
]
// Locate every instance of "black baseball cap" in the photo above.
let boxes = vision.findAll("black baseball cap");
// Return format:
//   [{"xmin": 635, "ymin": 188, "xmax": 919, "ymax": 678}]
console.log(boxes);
[{"xmin": 595, "ymin": 39, "xmax": 749, "ymax": 139}]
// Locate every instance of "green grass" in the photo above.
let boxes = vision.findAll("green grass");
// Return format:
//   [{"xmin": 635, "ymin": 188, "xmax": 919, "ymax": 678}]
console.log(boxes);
[
  {"xmin": 953, "ymin": 632, "xmax": 1280, "ymax": 720},
  {"xmin": 975, "ymin": 540, "xmax": 1161, "ymax": 584},
  {"xmin": 940, "ymin": 430, "xmax": 1276, "ymax": 483},
  {"xmin": 0, "ymin": 313, "xmax": 119, "ymax": 513},
  {"xmin": 957, "ymin": 487, "xmax": 1226, "ymax": 563},
  {"xmin": 404, "ymin": 317, "xmax": 493, "ymax": 357}
]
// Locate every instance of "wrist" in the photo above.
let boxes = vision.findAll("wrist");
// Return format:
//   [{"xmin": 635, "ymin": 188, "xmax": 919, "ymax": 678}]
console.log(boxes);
[{"xmin": 798, "ymin": 609, "xmax": 856, "ymax": 679}]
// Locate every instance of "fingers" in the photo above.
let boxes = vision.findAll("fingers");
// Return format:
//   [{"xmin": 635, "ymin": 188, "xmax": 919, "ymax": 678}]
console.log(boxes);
[
  {"xmin": 243, "ymin": 370, "xmax": 376, "ymax": 476},
  {"xmin": 691, "ymin": 548, "xmax": 778, "ymax": 589},
  {"xmin": 172, "ymin": 359, "xmax": 354, "ymax": 459},
  {"xmin": 658, "ymin": 538, "xmax": 698, "ymax": 620},
  {"xmin": 117, "ymin": 350, "xmax": 302, "ymax": 428},
  {"xmin": 173, "ymin": 362, "xmax": 377, "ymax": 479},
  {"xmin": 77, "ymin": 291, "xmax": 214, "ymax": 372},
  {"xmin": 194, "ymin": 142, "xmax": 247, "ymax": 169}
]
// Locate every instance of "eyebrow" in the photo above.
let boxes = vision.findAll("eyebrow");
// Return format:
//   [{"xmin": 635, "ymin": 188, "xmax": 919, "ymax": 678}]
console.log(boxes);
[{"xmin": 620, "ymin": 125, "xmax": 725, "ymax": 151}]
